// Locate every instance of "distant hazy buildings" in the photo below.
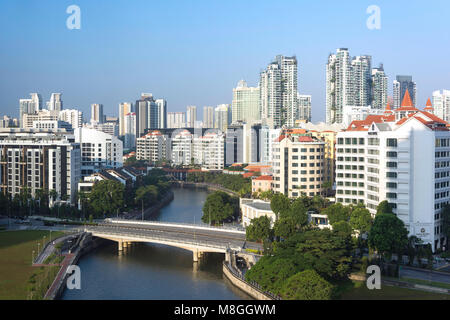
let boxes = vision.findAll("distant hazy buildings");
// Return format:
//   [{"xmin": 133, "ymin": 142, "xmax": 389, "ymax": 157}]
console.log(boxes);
[
  {"xmin": 393, "ymin": 75, "xmax": 416, "ymax": 108},
  {"xmin": 59, "ymin": 109, "xmax": 83, "ymax": 129},
  {"xmin": 232, "ymin": 80, "xmax": 260, "ymax": 124},
  {"xmin": 214, "ymin": 104, "xmax": 231, "ymax": 132},
  {"xmin": 167, "ymin": 112, "xmax": 186, "ymax": 129},
  {"xmin": 371, "ymin": 65, "xmax": 388, "ymax": 110},
  {"xmin": 119, "ymin": 103, "xmax": 133, "ymax": 136},
  {"xmin": 203, "ymin": 106, "xmax": 214, "ymax": 128},
  {"xmin": 91, "ymin": 104, "xmax": 104, "ymax": 124},
  {"xmin": 297, "ymin": 94, "xmax": 312, "ymax": 122},
  {"xmin": 47, "ymin": 93, "xmax": 63, "ymax": 111},
  {"xmin": 431, "ymin": 90, "xmax": 450, "ymax": 122},
  {"xmin": 186, "ymin": 106, "xmax": 197, "ymax": 128},
  {"xmin": 124, "ymin": 112, "xmax": 136, "ymax": 150}
]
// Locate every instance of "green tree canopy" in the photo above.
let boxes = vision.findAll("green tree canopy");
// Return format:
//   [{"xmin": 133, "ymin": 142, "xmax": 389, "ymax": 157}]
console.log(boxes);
[
  {"xmin": 376, "ymin": 200, "xmax": 394, "ymax": 215},
  {"xmin": 368, "ymin": 213, "xmax": 409, "ymax": 259},
  {"xmin": 135, "ymin": 185, "xmax": 159, "ymax": 208},
  {"xmin": 322, "ymin": 203, "xmax": 351, "ymax": 226},
  {"xmin": 246, "ymin": 216, "xmax": 272, "ymax": 242},
  {"xmin": 270, "ymin": 193, "xmax": 290, "ymax": 217},
  {"xmin": 274, "ymin": 217, "xmax": 297, "ymax": 239},
  {"xmin": 280, "ymin": 269, "xmax": 334, "ymax": 300},
  {"xmin": 89, "ymin": 180, "xmax": 125, "ymax": 217},
  {"xmin": 201, "ymin": 191, "xmax": 237, "ymax": 224},
  {"xmin": 349, "ymin": 207, "xmax": 373, "ymax": 234}
]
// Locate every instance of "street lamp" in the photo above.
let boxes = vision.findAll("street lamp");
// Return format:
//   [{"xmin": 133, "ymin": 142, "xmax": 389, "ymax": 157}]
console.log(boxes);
[{"xmin": 32, "ymin": 250, "xmax": 35, "ymax": 265}]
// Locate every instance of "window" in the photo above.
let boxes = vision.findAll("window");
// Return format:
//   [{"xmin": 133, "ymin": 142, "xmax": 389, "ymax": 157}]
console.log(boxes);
[
  {"xmin": 387, "ymin": 138, "xmax": 397, "ymax": 147},
  {"xmin": 387, "ymin": 172, "xmax": 397, "ymax": 178},
  {"xmin": 386, "ymin": 151, "xmax": 397, "ymax": 158},
  {"xmin": 386, "ymin": 182, "xmax": 397, "ymax": 189},
  {"xmin": 387, "ymin": 162, "xmax": 397, "ymax": 168}
]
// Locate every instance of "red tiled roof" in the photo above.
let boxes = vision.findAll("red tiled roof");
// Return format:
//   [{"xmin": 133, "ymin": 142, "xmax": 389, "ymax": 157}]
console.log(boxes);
[
  {"xmin": 254, "ymin": 175, "xmax": 273, "ymax": 181},
  {"xmin": 401, "ymin": 89, "xmax": 414, "ymax": 107},
  {"xmin": 297, "ymin": 136, "xmax": 314, "ymax": 142},
  {"xmin": 244, "ymin": 165, "xmax": 271, "ymax": 172},
  {"xmin": 243, "ymin": 172, "xmax": 255, "ymax": 178},
  {"xmin": 426, "ymin": 98, "xmax": 432, "ymax": 107}
]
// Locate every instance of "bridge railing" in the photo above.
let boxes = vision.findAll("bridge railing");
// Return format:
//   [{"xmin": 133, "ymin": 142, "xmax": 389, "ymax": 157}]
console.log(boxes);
[
  {"xmin": 85, "ymin": 226, "xmax": 242, "ymax": 251},
  {"xmin": 104, "ymin": 218, "xmax": 246, "ymax": 233}
]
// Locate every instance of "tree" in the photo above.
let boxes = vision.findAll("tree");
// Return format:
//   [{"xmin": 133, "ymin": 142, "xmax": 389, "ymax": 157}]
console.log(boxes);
[
  {"xmin": 287, "ymin": 198, "xmax": 309, "ymax": 228},
  {"xmin": 201, "ymin": 191, "xmax": 237, "ymax": 224},
  {"xmin": 349, "ymin": 207, "xmax": 373, "ymax": 234},
  {"xmin": 281, "ymin": 270, "xmax": 334, "ymax": 300},
  {"xmin": 135, "ymin": 185, "xmax": 159, "ymax": 208},
  {"xmin": 89, "ymin": 180, "xmax": 125, "ymax": 217},
  {"xmin": 322, "ymin": 203, "xmax": 350, "ymax": 226},
  {"xmin": 368, "ymin": 213, "xmax": 409, "ymax": 260},
  {"xmin": 270, "ymin": 193, "xmax": 290, "ymax": 217},
  {"xmin": 376, "ymin": 200, "xmax": 393, "ymax": 215},
  {"xmin": 333, "ymin": 221, "xmax": 353, "ymax": 236},
  {"xmin": 246, "ymin": 216, "xmax": 272, "ymax": 242},
  {"xmin": 274, "ymin": 218, "xmax": 296, "ymax": 239}
]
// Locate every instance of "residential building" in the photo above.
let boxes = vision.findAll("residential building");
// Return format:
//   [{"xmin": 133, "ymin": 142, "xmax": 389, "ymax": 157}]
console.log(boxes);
[
  {"xmin": 155, "ymin": 99, "xmax": 167, "ymax": 129},
  {"xmin": 272, "ymin": 131, "xmax": 325, "ymax": 198},
  {"xmin": 167, "ymin": 112, "xmax": 186, "ymax": 129},
  {"xmin": 0, "ymin": 129, "xmax": 81, "ymax": 204},
  {"xmin": 59, "ymin": 109, "xmax": 83, "ymax": 129},
  {"xmin": 252, "ymin": 175, "xmax": 273, "ymax": 193},
  {"xmin": 335, "ymin": 89, "xmax": 449, "ymax": 251},
  {"xmin": 47, "ymin": 93, "xmax": 63, "ymax": 111},
  {"xmin": 215, "ymin": 104, "xmax": 231, "ymax": 132},
  {"xmin": 136, "ymin": 130, "xmax": 170, "ymax": 163},
  {"xmin": 203, "ymin": 106, "xmax": 214, "ymax": 128},
  {"xmin": 124, "ymin": 112, "xmax": 136, "ymax": 150},
  {"xmin": 135, "ymin": 97, "xmax": 149, "ymax": 137},
  {"xmin": 260, "ymin": 126, "xmax": 282, "ymax": 165},
  {"xmin": 91, "ymin": 104, "xmax": 104, "ymax": 124},
  {"xmin": 432, "ymin": 90, "xmax": 450, "ymax": 122},
  {"xmin": 232, "ymin": 80, "xmax": 260, "ymax": 124},
  {"xmin": 186, "ymin": 106, "xmax": 197, "ymax": 128},
  {"xmin": 297, "ymin": 94, "xmax": 312, "ymax": 122},
  {"xmin": 351, "ymin": 55, "xmax": 372, "ymax": 107},
  {"xmin": 119, "ymin": 103, "xmax": 133, "ymax": 136},
  {"xmin": 171, "ymin": 129, "xmax": 193, "ymax": 166},
  {"xmin": 74, "ymin": 127, "xmax": 123, "ymax": 177},
  {"xmin": 193, "ymin": 131, "xmax": 225, "ymax": 170},
  {"xmin": 22, "ymin": 110, "xmax": 60, "ymax": 129},
  {"xmin": 371, "ymin": 64, "xmax": 388, "ymax": 110}
]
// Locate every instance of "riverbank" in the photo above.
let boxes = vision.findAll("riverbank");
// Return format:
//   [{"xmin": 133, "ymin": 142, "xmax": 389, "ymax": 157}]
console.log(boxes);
[
  {"xmin": 127, "ymin": 190, "xmax": 175, "ymax": 220},
  {"xmin": 171, "ymin": 181, "xmax": 239, "ymax": 197}
]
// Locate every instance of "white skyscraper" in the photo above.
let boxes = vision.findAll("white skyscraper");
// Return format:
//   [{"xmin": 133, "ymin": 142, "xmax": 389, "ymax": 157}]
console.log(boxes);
[
  {"xmin": 371, "ymin": 65, "xmax": 388, "ymax": 110},
  {"xmin": 91, "ymin": 104, "xmax": 104, "ymax": 124},
  {"xmin": 215, "ymin": 104, "xmax": 231, "ymax": 132},
  {"xmin": 155, "ymin": 99, "xmax": 167, "ymax": 129},
  {"xmin": 432, "ymin": 90, "xmax": 450, "ymax": 122},
  {"xmin": 326, "ymin": 49, "xmax": 352, "ymax": 124},
  {"xmin": 297, "ymin": 94, "xmax": 312, "ymax": 122},
  {"xmin": 119, "ymin": 102, "xmax": 133, "ymax": 136},
  {"xmin": 186, "ymin": 106, "xmax": 197, "ymax": 128},
  {"xmin": 47, "ymin": 93, "xmax": 63, "ymax": 111},
  {"xmin": 232, "ymin": 80, "xmax": 260, "ymax": 124},
  {"xmin": 124, "ymin": 112, "xmax": 136, "ymax": 149},
  {"xmin": 59, "ymin": 109, "xmax": 83, "ymax": 128},
  {"xmin": 203, "ymin": 106, "xmax": 214, "ymax": 128},
  {"xmin": 259, "ymin": 55, "xmax": 298, "ymax": 127},
  {"xmin": 30, "ymin": 93, "xmax": 42, "ymax": 113},
  {"xmin": 167, "ymin": 112, "xmax": 186, "ymax": 128},
  {"xmin": 351, "ymin": 55, "xmax": 372, "ymax": 107}
]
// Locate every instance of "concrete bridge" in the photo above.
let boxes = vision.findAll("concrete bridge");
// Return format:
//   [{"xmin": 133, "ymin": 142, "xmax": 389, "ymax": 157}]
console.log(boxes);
[{"xmin": 84, "ymin": 219, "xmax": 261, "ymax": 262}]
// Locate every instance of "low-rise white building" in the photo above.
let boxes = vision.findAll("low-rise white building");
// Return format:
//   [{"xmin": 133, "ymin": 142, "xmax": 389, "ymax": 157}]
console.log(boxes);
[
  {"xmin": 74, "ymin": 127, "xmax": 123, "ymax": 177},
  {"xmin": 240, "ymin": 199, "xmax": 276, "ymax": 228}
]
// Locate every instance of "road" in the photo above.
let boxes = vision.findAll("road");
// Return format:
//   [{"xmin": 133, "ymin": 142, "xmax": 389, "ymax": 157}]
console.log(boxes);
[{"xmin": 400, "ymin": 266, "xmax": 450, "ymax": 284}]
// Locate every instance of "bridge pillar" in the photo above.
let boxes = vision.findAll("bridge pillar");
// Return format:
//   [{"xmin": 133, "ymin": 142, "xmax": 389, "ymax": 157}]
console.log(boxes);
[
  {"xmin": 118, "ymin": 240, "xmax": 123, "ymax": 251},
  {"xmin": 193, "ymin": 249, "xmax": 199, "ymax": 262}
]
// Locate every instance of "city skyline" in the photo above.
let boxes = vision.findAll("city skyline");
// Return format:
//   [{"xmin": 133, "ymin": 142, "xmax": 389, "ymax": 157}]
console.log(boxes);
[{"xmin": 1, "ymin": 1, "xmax": 450, "ymax": 122}]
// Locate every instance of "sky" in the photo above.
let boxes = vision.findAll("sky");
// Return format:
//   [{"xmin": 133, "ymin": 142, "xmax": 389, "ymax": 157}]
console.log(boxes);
[{"xmin": 1, "ymin": 0, "xmax": 450, "ymax": 123}]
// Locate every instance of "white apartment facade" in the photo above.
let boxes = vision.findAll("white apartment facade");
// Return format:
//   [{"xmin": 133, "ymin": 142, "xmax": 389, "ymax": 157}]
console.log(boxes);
[
  {"xmin": 59, "ymin": 109, "xmax": 83, "ymax": 129},
  {"xmin": 74, "ymin": 127, "xmax": 123, "ymax": 177},
  {"xmin": 136, "ymin": 130, "xmax": 170, "ymax": 163},
  {"xmin": 336, "ymin": 98, "xmax": 449, "ymax": 251},
  {"xmin": 0, "ymin": 129, "xmax": 81, "ymax": 204},
  {"xmin": 193, "ymin": 131, "xmax": 225, "ymax": 171},
  {"xmin": 171, "ymin": 130, "xmax": 193, "ymax": 166}
]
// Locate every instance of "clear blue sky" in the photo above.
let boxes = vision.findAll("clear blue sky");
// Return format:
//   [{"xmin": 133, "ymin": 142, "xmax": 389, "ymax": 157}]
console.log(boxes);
[{"xmin": 1, "ymin": 0, "xmax": 449, "ymax": 122}]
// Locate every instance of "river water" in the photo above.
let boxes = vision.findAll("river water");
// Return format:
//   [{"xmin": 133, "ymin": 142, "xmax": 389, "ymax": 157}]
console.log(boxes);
[{"xmin": 61, "ymin": 188, "xmax": 250, "ymax": 300}]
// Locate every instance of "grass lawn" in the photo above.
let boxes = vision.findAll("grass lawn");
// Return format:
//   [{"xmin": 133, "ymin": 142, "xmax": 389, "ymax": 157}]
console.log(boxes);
[
  {"xmin": 0, "ymin": 230, "xmax": 64, "ymax": 300},
  {"xmin": 340, "ymin": 280, "xmax": 450, "ymax": 300},
  {"xmin": 399, "ymin": 277, "xmax": 450, "ymax": 290}
]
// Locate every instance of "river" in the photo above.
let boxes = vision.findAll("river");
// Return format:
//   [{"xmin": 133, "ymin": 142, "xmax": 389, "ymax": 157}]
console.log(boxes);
[{"xmin": 61, "ymin": 188, "xmax": 251, "ymax": 300}]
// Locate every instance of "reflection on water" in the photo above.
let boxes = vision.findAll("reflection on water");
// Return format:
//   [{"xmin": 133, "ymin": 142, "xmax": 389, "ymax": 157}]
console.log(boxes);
[{"xmin": 62, "ymin": 188, "xmax": 251, "ymax": 300}]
